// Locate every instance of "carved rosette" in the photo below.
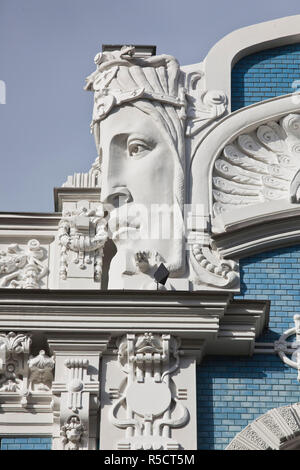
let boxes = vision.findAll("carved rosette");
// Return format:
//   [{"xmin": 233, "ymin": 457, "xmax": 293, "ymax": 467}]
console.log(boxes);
[
  {"xmin": 58, "ymin": 203, "xmax": 107, "ymax": 283},
  {"xmin": 0, "ymin": 239, "xmax": 48, "ymax": 289},
  {"xmin": 109, "ymin": 332, "xmax": 189, "ymax": 450}
]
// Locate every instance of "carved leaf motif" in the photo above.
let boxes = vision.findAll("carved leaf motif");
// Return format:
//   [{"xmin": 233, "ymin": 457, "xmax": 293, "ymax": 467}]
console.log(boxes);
[
  {"xmin": 0, "ymin": 240, "xmax": 48, "ymax": 289},
  {"xmin": 212, "ymin": 112, "xmax": 300, "ymax": 216}
]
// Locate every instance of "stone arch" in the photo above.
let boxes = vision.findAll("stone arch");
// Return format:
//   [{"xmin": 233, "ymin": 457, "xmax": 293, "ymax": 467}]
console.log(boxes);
[{"xmin": 226, "ymin": 403, "xmax": 300, "ymax": 450}]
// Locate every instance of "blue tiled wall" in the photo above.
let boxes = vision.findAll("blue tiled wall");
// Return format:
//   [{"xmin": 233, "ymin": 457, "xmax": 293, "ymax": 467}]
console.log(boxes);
[
  {"xmin": 197, "ymin": 244, "xmax": 300, "ymax": 450},
  {"xmin": 231, "ymin": 43, "xmax": 300, "ymax": 111},
  {"xmin": 197, "ymin": 354, "xmax": 300, "ymax": 450},
  {"xmin": 0, "ymin": 437, "xmax": 52, "ymax": 450},
  {"xmin": 237, "ymin": 244, "xmax": 300, "ymax": 340}
]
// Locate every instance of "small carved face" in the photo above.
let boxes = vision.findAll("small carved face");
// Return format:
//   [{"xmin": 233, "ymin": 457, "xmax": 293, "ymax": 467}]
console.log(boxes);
[{"xmin": 100, "ymin": 104, "xmax": 184, "ymax": 286}]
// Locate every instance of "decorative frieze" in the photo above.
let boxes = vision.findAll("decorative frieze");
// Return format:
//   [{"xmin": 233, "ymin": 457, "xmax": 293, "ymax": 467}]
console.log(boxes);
[{"xmin": 0, "ymin": 239, "xmax": 48, "ymax": 289}]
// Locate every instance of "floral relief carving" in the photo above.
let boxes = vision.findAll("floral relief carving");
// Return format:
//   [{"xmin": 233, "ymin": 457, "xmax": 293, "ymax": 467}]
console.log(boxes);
[{"xmin": 0, "ymin": 239, "xmax": 48, "ymax": 289}]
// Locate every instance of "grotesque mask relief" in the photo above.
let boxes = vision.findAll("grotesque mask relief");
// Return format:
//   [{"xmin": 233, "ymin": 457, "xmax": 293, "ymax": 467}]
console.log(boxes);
[{"xmin": 85, "ymin": 45, "xmax": 234, "ymax": 291}]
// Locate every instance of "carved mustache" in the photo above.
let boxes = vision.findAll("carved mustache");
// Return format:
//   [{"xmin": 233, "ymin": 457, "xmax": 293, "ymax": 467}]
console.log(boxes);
[{"xmin": 108, "ymin": 205, "xmax": 141, "ymax": 239}]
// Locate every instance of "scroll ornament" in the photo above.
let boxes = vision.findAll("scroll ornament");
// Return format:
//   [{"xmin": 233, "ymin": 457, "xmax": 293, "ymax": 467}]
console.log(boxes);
[
  {"xmin": 189, "ymin": 232, "xmax": 239, "ymax": 289},
  {"xmin": 0, "ymin": 239, "xmax": 48, "ymax": 289},
  {"xmin": 185, "ymin": 70, "xmax": 227, "ymax": 137},
  {"xmin": 109, "ymin": 332, "xmax": 189, "ymax": 450}
]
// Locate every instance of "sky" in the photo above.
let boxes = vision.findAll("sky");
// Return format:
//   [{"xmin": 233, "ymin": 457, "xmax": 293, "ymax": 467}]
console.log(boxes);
[{"xmin": 1, "ymin": 0, "xmax": 300, "ymax": 212}]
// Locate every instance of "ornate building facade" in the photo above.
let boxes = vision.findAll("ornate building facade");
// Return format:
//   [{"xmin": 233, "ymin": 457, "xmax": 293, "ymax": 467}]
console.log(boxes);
[{"xmin": 1, "ymin": 15, "xmax": 300, "ymax": 450}]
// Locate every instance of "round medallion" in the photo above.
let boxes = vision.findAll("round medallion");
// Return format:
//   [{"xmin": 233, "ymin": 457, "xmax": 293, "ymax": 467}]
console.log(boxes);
[{"xmin": 126, "ymin": 381, "xmax": 171, "ymax": 417}]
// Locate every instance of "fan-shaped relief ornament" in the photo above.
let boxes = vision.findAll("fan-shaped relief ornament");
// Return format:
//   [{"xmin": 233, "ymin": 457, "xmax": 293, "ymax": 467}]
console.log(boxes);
[
  {"xmin": 109, "ymin": 333, "xmax": 189, "ymax": 450},
  {"xmin": 0, "ymin": 239, "xmax": 48, "ymax": 288},
  {"xmin": 212, "ymin": 113, "xmax": 300, "ymax": 216},
  {"xmin": 58, "ymin": 203, "xmax": 107, "ymax": 283}
]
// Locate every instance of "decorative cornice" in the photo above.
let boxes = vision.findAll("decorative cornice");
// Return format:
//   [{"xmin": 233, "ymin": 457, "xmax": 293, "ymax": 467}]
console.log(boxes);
[
  {"xmin": 212, "ymin": 202, "xmax": 300, "ymax": 259},
  {"xmin": 0, "ymin": 290, "xmax": 268, "ymax": 358}
]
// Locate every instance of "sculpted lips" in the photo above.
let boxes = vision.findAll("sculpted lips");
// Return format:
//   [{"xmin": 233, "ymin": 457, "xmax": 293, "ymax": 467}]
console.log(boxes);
[{"xmin": 108, "ymin": 207, "xmax": 141, "ymax": 241}]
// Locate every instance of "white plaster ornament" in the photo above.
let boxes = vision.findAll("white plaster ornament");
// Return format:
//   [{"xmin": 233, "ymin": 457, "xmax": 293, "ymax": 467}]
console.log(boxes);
[
  {"xmin": 84, "ymin": 45, "xmax": 235, "ymax": 291},
  {"xmin": 275, "ymin": 314, "xmax": 300, "ymax": 381},
  {"xmin": 0, "ymin": 240, "xmax": 48, "ymax": 288},
  {"xmin": 109, "ymin": 333, "xmax": 189, "ymax": 450}
]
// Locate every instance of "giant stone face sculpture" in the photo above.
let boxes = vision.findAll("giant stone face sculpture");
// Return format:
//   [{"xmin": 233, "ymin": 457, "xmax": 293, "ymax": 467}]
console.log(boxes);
[{"xmin": 85, "ymin": 46, "xmax": 234, "ymax": 290}]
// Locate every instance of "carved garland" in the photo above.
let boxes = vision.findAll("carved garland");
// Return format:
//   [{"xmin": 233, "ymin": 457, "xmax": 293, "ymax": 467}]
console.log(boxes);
[{"xmin": 58, "ymin": 204, "xmax": 107, "ymax": 282}]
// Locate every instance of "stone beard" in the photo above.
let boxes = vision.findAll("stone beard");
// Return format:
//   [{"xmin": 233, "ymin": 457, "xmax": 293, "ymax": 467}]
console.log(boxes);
[{"xmin": 86, "ymin": 48, "xmax": 186, "ymax": 289}]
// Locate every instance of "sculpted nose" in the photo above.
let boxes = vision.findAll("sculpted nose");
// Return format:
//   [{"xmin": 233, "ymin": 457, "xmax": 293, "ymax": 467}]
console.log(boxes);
[{"xmin": 101, "ymin": 186, "xmax": 133, "ymax": 209}]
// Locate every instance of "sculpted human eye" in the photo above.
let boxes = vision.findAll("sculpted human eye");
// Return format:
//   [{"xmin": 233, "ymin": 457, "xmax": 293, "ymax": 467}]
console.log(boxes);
[{"xmin": 127, "ymin": 138, "xmax": 153, "ymax": 159}]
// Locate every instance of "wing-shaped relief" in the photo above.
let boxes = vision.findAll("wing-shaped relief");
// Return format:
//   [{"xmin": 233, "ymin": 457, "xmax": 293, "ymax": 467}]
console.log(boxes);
[{"xmin": 212, "ymin": 113, "xmax": 300, "ymax": 216}]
